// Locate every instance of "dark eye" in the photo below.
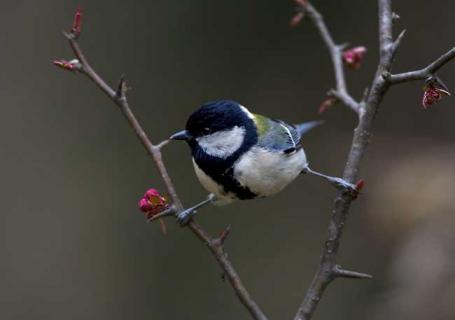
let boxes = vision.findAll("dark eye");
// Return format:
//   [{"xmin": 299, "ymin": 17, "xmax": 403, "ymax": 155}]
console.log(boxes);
[{"xmin": 202, "ymin": 127, "xmax": 211, "ymax": 134}]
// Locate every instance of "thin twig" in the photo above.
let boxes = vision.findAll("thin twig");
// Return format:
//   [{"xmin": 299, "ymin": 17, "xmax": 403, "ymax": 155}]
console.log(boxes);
[
  {"xmin": 389, "ymin": 47, "xmax": 455, "ymax": 84},
  {"xmin": 61, "ymin": 31, "xmax": 268, "ymax": 320},
  {"xmin": 301, "ymin": 3, "xmax": 360, "ymax": 113}
]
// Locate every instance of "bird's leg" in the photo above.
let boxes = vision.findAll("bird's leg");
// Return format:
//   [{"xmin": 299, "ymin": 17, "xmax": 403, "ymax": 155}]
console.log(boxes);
[
  {"xmin": 176, "ymin": 193, "xmax": 216, "ymax": 226},
  {"xmin": 303, "ymin": 166, "xmax": 357, "ymax": 193}
]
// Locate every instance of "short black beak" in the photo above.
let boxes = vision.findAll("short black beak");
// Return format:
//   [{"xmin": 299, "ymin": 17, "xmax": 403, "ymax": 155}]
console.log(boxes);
[{"xmin": 170, "ymin": 130, "xmax": 191, "ymax": 141}]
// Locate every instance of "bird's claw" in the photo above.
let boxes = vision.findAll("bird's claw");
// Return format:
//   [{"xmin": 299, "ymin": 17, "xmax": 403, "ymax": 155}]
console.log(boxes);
[
  {"xmin": 176, "ymin": 208, "xmax": 196, "ymax": 226},
  {"xmin": 331, "ymin": 177, "xmax": 364, "ymax": 199}
]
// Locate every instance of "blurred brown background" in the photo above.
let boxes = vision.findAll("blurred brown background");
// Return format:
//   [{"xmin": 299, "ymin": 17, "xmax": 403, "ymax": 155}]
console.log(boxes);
[{"xmin": 1, "ymin": 0, "xmax": 454, "ymax": 319}]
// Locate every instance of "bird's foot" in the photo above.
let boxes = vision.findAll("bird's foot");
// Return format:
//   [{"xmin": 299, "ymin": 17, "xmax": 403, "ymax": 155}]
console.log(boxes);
[
  {"xmin": 328, "ymin": 177, "xmax": 359, "ymax": 195},
  {"xmin": 303, "ymin": 166, "xmax": 361, "ymax": 196},
  {"xmin": 176, "ymin": 208, "xmax": 197, "ymax": 226},
  {"xmin": 175, "ymin": 194, "xmax": 216, "ymax": 226}
]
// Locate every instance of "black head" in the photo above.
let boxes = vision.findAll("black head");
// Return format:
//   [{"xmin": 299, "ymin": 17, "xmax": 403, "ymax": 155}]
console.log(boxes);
[
  {"xmin": 170, "ymin": 100, "xmax": 258, "ymax": 171},
  {"xmin": 186, "ymin": 100, "xmax": 253, "ymax": 139}
]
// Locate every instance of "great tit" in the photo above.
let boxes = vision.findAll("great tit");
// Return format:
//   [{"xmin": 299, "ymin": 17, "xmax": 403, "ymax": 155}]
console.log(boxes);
[{"xmin": 170, "ymin": 100, "xmax": 355, "ymax": 224}]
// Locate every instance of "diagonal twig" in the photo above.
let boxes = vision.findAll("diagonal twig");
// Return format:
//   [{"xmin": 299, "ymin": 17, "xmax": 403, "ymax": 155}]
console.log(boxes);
[
  {"xmin": 59, "ymin": 28, "xmax": 268, "ymax": 320},
  {"xmin": 299, "ymin": 2, "xmax": 360, "ymax": 113}
]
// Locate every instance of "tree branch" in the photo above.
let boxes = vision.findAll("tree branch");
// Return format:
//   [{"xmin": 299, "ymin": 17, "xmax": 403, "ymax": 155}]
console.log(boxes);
[
  {"xmin": 59, "ymin": 30, "xmax": 268, "ymax": 320},
  {"xmin": 55, "ymin": 4, "xmax": 454, "ymax": 320},
  {"xmin": 294, "ymin": 1, "xmax": 422, "ymax": 319},
  {"xmin": 300, "ymin": 3, "xmax": 360, "ymax": 113},
  {"xmin": 389, "ymin": 47, "xmax": 455, "ymax": 84}
]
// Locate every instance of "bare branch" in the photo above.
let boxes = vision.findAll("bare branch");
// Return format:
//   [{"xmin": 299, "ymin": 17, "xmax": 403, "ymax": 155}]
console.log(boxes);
[
  {"xmin": 389, "ymin": 47, "xmax": 455, "ymax": 84},
  {"xmin": 60, "ymin": 28, "xmax": 268, "ymax": 320},
  {"xmin": 300, "ymin": 2, "xmax": 360, "ymax": 113},
  {"xmin": 294, "ymin": 1, "xmax": 398, "ymax": 319}
]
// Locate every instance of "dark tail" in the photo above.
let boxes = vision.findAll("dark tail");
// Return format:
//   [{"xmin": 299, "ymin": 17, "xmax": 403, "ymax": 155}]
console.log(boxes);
[{"xmin": 295, "ymin": 120, "xmax": 324, "ymax": 137}]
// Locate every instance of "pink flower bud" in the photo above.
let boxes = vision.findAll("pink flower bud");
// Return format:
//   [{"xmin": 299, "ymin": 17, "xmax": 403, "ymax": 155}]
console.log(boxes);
[
  {"xmin": 138, "ymin": 197, "xmax": 153, "ymax": 213},
  {"xmin": 289, "ymin": 12, "xmax": 305, "ymax": 27},
  {"xmin": 144, "ymin": 188, "xmax": 161, "ymax": 199},
  {"xmin": 342, "ymin": 46, "xmax": 367, "ymax": 69},
  {"xmin": 318, "ymin": 96, "xmax": 338, "ymax": 114},
  {"xmin": 72, "ymin": 8, "xmax": 82, "ymax": 36},
  {"xmin": 53, "ymin": 59, "xmax": 81, "ymax": 72},
  {"xmin": 137, "ymin": 188, "xmax": 168, "ymax": 219}
]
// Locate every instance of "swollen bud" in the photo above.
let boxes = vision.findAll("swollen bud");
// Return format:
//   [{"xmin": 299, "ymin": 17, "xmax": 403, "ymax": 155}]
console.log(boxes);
[
  {"xmin": 53, "ymin": 59, "xmax": 81, "ymax": 72},
  {"xmin": 289, "ymin": 12, "xmax": 305, "ymax": 27},
  {"xmin": 318, "ymin": 96, "xmax": 339, "ymax": 114},
  {"xmin": 71, "ymin": 8, "xmax": 82, "ymax": 37},
  {"xmin": 342, "ymin": 46, "xmax": 367, "ymax": 70}
]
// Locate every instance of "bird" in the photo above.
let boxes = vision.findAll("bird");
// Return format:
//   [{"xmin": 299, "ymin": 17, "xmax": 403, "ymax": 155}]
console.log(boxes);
[{"xmin": 170, "ymin": 100, "xmax": 356, "ymax": 224}]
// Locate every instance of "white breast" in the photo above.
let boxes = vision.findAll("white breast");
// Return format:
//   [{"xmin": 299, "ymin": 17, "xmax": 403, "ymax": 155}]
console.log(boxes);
[{"xmin": 233, "ymin": 147, "xmax": 307, "ymax": 197}]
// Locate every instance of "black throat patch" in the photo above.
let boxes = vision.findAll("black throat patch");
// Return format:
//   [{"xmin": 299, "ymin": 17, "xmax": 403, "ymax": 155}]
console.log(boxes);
[{"xmin": 189, "ymin": 125, "xmax": 258, "ymax": 200}]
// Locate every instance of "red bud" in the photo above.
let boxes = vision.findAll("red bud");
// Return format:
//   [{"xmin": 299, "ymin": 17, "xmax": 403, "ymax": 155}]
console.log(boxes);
[
  {"xmin": 290, "ymin": 12, "xmax": 305, "ymax": 27},
  {"xmin": 318, "ymin": 96, "xmax": 338, "ymax": 114},
  {"xmin": 422, "ymin": 78, "xmax": 450, "ymax": 109},
  {"xmin": 342, "ymin": 46, "xmax": 367, "ymax": 70},
  {"xmin": 53, "ymin": 59, "xmax": 81, "ymax": 71},
  {"xmin": 72, "ymin": 8, "xmax": 82, "ymax": 36}
]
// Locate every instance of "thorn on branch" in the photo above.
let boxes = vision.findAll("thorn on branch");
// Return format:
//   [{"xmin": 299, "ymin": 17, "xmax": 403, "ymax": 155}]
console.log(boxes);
[
  {"xmin": 334, "ymin": 265, "xmax": 372, "ymax": 279},
  {"xmin": 212, "ymin": 224, "xmax": 231, "ymax": 247},
  {"xmin": 391, "ymin": 29, "xmax": 406, "ymax": 55},
  {"xmin": 116, "ymin": 75, "xmax": 129, "ymax": 99}
]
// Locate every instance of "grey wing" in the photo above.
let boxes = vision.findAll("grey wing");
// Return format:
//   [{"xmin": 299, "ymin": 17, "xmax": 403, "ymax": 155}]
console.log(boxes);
[{"xmin": 257, "ymin": 119, "xmax": 301, "ymax": 153}]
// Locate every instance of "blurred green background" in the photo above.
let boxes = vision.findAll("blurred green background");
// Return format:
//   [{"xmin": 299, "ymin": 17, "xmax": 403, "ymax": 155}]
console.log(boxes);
[{"xmin": 1, "ymin": 0, "xmax": 454, "ymax": 319}]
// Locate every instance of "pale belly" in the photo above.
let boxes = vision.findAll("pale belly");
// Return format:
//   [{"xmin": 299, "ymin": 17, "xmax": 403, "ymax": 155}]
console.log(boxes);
[
  {"xmin": 234, "ymin": 147, "xmax": 308, "ymax": 197},
  {"xmin": 192, "ymin": 148, "xmax": 307, "ymax": 202}
]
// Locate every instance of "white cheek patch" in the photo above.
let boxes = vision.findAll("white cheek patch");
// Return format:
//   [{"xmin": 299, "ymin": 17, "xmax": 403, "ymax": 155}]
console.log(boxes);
[{"xmin": 197, "ymin": 126, "xmax": 246, "ymax": 159}]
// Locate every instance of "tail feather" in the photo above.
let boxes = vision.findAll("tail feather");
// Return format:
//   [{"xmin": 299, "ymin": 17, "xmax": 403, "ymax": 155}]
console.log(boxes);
[{"xmin": 295, "ymin": 120, "xmax": 324, "ymax": 137}]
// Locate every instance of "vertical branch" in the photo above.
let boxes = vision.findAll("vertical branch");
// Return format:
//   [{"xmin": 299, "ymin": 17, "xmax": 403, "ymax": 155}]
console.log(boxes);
[{"xmin": 294, "ymin": 1, "xmax": 395, "ymax": 319}]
